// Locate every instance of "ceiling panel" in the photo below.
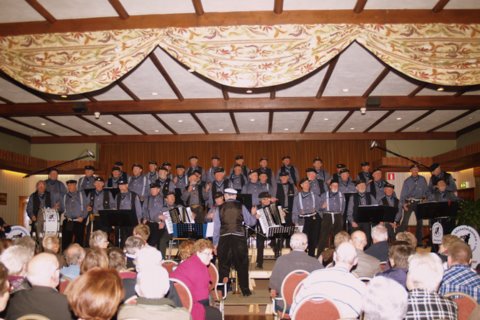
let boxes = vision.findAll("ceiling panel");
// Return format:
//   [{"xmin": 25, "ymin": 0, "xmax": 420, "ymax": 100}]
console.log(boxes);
[
  {"xmin": 436, "ymin": 110, "xmax": 480, "ymax": 132},
  {"xmin": 276, "ymin": 68, "xmax": 327, "ymax": 97},
  {"xmin": 0, "ymin": 118, "xmax": 50, "ymax": 137},
  {"xmin": 47, "ymin": 116, "xmax": 111, "ymax": 136},
  {"xmin": 195, "ymin": 113, "xmax": 235, "ymax": 134},
  {"xmin": 38, "ymin": 0, "xmax": 118, "ymax": 19},
  {"xmin": 122, "ymin": 58, "xmax": 177, "ymax": 100},
  {"xmin": 0, "ymin": 78, "xmax": 45, "ymax": 103},
  {"xmin": 120, "ymin": 0, "xmax": 194, "ymax": 14},
  {"xmin": 416, "ymin": 88, "xmax": 455, "ymax": 96},
  {"xmin": 338, "ymin": 110, "xmax": 389, "ymax": 132},
  {"xmin": 403, "ymin": 110, "xmax": 469, "ymax": 132},
  {"xmin": 370, "ymin": 72, "xmax": 418, "ymax": 96},
  {"xmin": 365, "ymin": 0, "xmax": 437, "ymax": 9},
  {"xmin": 464, "ymin": 90, "xmax": 480, "ymax": 96},
  {"xmin": 323, "ymin": 43, "xmax": 384, "ymax": 96},
  {"xmin": 83, "ymin": 115, "xmax": 141, "ymax": 135},
  {"xmin": 120, "ymin": 114, "xmax": 172, "ymax": 135},
  {"xmin": 272, "ymin": 112, "xmax": 309, "ymax": 133},
  {"xmin": 202, "ymin": 0, "xmax": 272, "ymax": 12},
  {"xmin": 369, "ymin": 110, "xmax": 430, "ymax": 132},
  {"xmin": 284, "ymin": 0, "xmax": 357, "ymax": 10},
  {"xmin": 155, "ymin": 49, "xmax": 223, "ymax": 99},
  {"xmin": 0, "ymin": 0, "xmax": 45, "ymax": 22},
  {"xmin": 157, "ymin": 113, "xmax": 204, "ymax": 134},
  {"xmin": 234, "ymin": 112, "xmax": 269, "ymax": 133},
  {"xmin": 11, "ymin": 116, "xmax": 80, "ymax": 136},
  {"xmin": 93, "ymin": 85, "xmax": 133, "ymax": 101},
  {"xmin": 304, "ymin": 111, "xmax": 349, "ymax": 132},
  {"xmin": 445, "ymin": 0, "xmax": 480, "ymax": 9}
]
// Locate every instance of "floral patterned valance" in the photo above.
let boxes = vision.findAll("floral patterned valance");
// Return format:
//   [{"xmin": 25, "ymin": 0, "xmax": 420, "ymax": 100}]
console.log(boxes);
[{"xmin": 0, "ymin": 24, "xmax": 479, "ymax": 95}]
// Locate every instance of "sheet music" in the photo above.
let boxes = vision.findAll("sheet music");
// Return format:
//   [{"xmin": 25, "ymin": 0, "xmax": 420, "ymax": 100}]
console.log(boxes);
[
  {"xmin": 277, "ymin": 205, "xmax": 286, "ymax": 224},
  {"xmin": 163, "ymin": 211, "xmax": 174, "ymax": 234},
  {"xmin": 186, "ymin": 207, "xmax": 194, "ymax": 223},
  {"xmin": 205, "ymin": 222, "xmax": 214, "ymax": 237},
  {"xmin": 257, "ymin": 208, "xmax": 269, "ymax": 234}
]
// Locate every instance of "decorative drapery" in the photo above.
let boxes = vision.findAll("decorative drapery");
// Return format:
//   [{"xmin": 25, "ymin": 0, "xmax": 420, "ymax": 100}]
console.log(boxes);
[{"xmin": 0, "ymin": 23, "xmax": 479, "ymax": 95}]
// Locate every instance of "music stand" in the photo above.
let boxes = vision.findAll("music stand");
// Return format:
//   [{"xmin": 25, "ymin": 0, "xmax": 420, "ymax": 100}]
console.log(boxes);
[
  {"xmin": 416, "ymin": 202, "xmax": 459, "ymax": 220},
  {"xmin": 237, "ymin": 194, "xmax": 252, "ymax": 211},
  {"xmin": 173, "ymin": 223, "xmax": 204, "ymax": 239},
  {"xmin": 99, "ymin": 209, "xmax": 138, "ymax": 246},
  {"xmin": 356, "ymin": 205, "xmax": 397, "ymax": 224}
]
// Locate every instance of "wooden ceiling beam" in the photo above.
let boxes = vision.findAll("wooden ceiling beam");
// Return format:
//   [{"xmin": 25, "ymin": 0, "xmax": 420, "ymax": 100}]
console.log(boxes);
[
  {"xmin": 363, "ymin": 110, "xmax": 394, "ymax": 133},
  {"xmin": 29, "ymin": 131, "xmax": 457, "ymax": 144},
  {"xmin": 149, "ymin": 53, "xmax": 184, "ymax": 101},
  {"xmin": 117, "ymin": 81, "xmax": 140, "ymax": 101},
  {"xmin": 396, "ymin": 110, "xmax": 435, "ymax": 133},
  {"xmin": 353, "ymin": 0, "xmax": 368, "ymax": 14},
  {"xmin": 41, "ymin": 116, "xmax": 86, "ymax": 136},
  {"xmin": 5, "ymin": 116, "xmax": 57, "ymax": 136},
  {"xmin": 25, "ymin": 0, "xmax": 56, "ymax": 24},
  {"xmin": 2, "ymin": 10, "xmax": 480, "ymax": 36},
  {"xmin": 151, "ymin": 113, "xmax": 177, "ymax": 135},
  {"xmin": 108, "ymin": 0, "xmax": 130, "ymax": 19},
  {"xmin": 408, "ymin": 84, "xmax": 426, "ymax": 97},
  {"xmin": 191, "ymin": 0, "xmax": 205, "ymax": 16},
  {"xmin": 114, "ymin": 115, "xmax": 146, "ymax": 135},
  {"xmin": 83, "ymin": 94, "xmax": 97, "ymax": 102},
  {"xmin": 333, "ymin": 110, "xmax": 354, "ymax": 133},
  {"xmin": 229, "ymin": 112, "xmax": 240, "ymax": 134},
  {"xmin": 191, "ymin": 112, "xmax": 208, "ymax": 134},
  {"xmin": 362, "ymin": 67, "xmax": 389, "ymax": 98},
  {"xmin": 221, "ymin": 86, "xmax": 230, "ymax": 101},
  {"xmin": 268, "ymin": 111, "xmax": 274, "ymax": 134},
  {"xmin": 78, "ymin": 115, "xmax": 117, "ymax": 135},
  {"xmin": 300, "ymin": 111, "xmax": 314, "ymax": 134},
  {"xmin": 316, "ymin": 56, "xmax": 339, "ymax": 98},
  {"xmin": 270, "ymin": 88, "xmax": 276, "ymax": 100},
  {"xmin": 274, "ymin": 0, "xmax": 284, "ymax": 14},
  {"xmin": 433, "ymin": 0, "xmax": 450, "ymax": 13},
  {"xmin": 427, "ymin": 109, "xmax": 476, "ymax": 133}
]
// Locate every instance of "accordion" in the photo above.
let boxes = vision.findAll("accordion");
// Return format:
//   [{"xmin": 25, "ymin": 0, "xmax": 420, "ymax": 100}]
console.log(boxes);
[
  {"xmin": 258, "ymin": 204, "xmax": 296, "ymax": 237},
  {"xmin": 163, "ymin": 207, "xmax": 195, "ymax": 234}
]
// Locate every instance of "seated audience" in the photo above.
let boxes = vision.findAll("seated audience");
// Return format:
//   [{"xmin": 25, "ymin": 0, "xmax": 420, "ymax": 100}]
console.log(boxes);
[
  {"xmin": 396, "ymin": 231, "xmax": 417, "ymax": 251},
  {"xmin": 118, "ymin": 264, "xmax": 190, "ymax": 320},
  {"xmin": 365, "ymin": 224, "xmax": 389, "ymax": 262},
  {"xmin": 89, "ymin": 230, "xmax": 109, "ymax": 250},
  {"xmin": 60, "ymin": 243, "xmax": 85, "ymax": 280},
  {"xmin": 439, "ymin": 241, "xmax": 480, "ymax": 303},
  {"xmin": 5, "ymin": 252, "xmax": 73, "ymax": 320},
  {"xmin": 178, "ymin": 239, "xmax": 195, "ymax": 262},
  {"xmin": 65, "ymin": 268, "xmax": 124, "ymax": 320},
  {"xmin": 405, "ymin": 253, "xmax": 457, "ymax": 320},
  {"xmin": 108, "ymin": 247, "xmax": 137, "ymax": 300},
  {"xmin": 376, "ymin": 241, "xmax": 414, "ymax": 288},
  {"xmin": 351, "ymin": 230, "xmax": 381, "ymax": 278},
  {"xmin": 319, "ymin": 231, "xmax": 351, "ymax": 267},
  {"xmin": 14, "ymin": 236, "xmax": 37, "ymax": 255},
  {"xmin": 0, "ymin": 245, "xmax": 33, "ymax": 293},
  {"xmin": 291, "ymin": 242, "xmax": 366, "ymax": 319},
  {"xmin": 42, "ymin": 235, "xmax": 65, "ymax": 267},
  {"xmin": 363, "ymin": 276, "xmax": 408, "ymax": 320},
  {"xmin": 80, "ymin": 248, "xmax": 109, "ymax": 274},
  {"xmin": 171, "ymin": 239, "xmax": 222, "ymax": 320},
  {"xmin": 133, "ymin": 224, "xmax": 150, "ymax": 244},
  {"xmin": 0, "ymin": 239, "xmax": 12, "ymax": 255},
  {"xmin": 334, "ymin": 230, "xmax": 351, "ymax": 248},
  {"xmin": 438, "ymin": 234, "xmax": 462, "ymax": 265},
  {"xmin": 270, "ymin": 233, "xmax": 323, "ymax": 310},
  {"xmin": 124, "ymin": 236, "xmax": 146, "ymax": 270},
  {"xmin": 0, "ymin": 262, "xmax": 10, "ymax": 313}
]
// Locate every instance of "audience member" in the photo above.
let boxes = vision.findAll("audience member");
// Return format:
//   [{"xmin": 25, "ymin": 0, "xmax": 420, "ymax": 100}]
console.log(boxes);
[
  {"xmin": 13, "ymin": 236, "xmax": 37, "ymax": 255},
  {"xmin": 334, "ymin": 230, "xmax": 350, "ymax": 248},
  {"xmin": 61, "ymin": 243, "xmax": 85, "ymax": 280},
  {"xmin": 42, "ymin": 235, "xmax": 65, "ymax": 267},
  {"xmin": 133, "ymin": 224, "xmax": 150, "ymax": 244},
  {"xmin": 171, "ymin": 239, "xmax": 222, "ymax": 320},
  {"xmin": 291, "ymin": 242, "xmax": 366, "ymax": 319},
  {"xmin": 80, "ymin": 248, "xmax": 109, "ymax": 274},
  {"xmin": 0, "ymin": 245, "xmax": 33, "ymax": 293},
  {"xmin": 66, "ymin": 268, "xmax": 124, "ymax": 320},
  {"xmin": 363, "ymin": 276, "xmax": 408, "ymax": 320},
  {"xmin": 365, "ymin": 224, "xmax": 389, "ymax": 262},
  {"xmin": 376, "ymin": 241, "xmax": 414, "ymax": 288},
  {"xmin": 89, "ymin": 230, "xmax": 109, "ymax": 250},
  {"xmin": 396, "ymin": 231, "xmax": 417, "ymax": 251},
  {"xmin": 124, "ymin": 236, "xmax": 146, "ymax": 270},
  {"xmin": 0, "ymin": 239, "xmax": 12, "ymax": 255},
  {"xmin": 178, "ymin": 239, "xmax": 195, "ymax": 262},
  {"xmin": 351, "ymin": 230, "xmax": 381, "ymax": 278},
  {"xmin": 438, "ymin": 234, "xmax": 462, "ymax": 264},
  {"xmin": 405, "ymin": 253, "xmax": 457, "ymax": 320},
  {"xmin": 6, "ymin": 253, "xmax": 73, "ymax": 320},
  {"xmin": 118, "ymin": 264, "xmax": 190, "ymax": 320},
  {"xmin": 439, "ymin": 241, "xmax": 480, "ymax": 303},
  {"xmin": 108, "ymin": 247, "xmax": 137, "ymax": 300},
  {"xmin": 0, "ymin": 262, "xmax": 10, "ymax": 313},
  {"xmin": 319, "ymin": 248, "xmax": 334, "ymax": 267}
]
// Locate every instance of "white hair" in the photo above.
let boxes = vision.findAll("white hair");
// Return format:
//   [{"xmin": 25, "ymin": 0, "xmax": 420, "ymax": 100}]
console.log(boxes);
[
  {"xmin": 0, "ymin": 245, "xmax": 34, "ymax": 275},
  {"xmin": 334, "ymin": 242, "xmax": 358, "ymax": 266},
  {"xmin": 136, "ymin": 265, "xmax": 170, "ymax": 299},
  {"xmin": 290, "ymin": 233, "xmax": 308, "ymax": 251},
  {"xmin": 371, "ymin": 225, "xmax": 388, "ymax": 243},
  {"xmin": 27, "ymin": 252, "xmax": 59, "ymax": 287},
  {"xmin": 363, "ymin": 276, "xmax": 408, "ymax": 320},
  {"xmin": 135, "ymin": 246, "xmax": 163, "ymax": 273},
  {"xmin": 407, "ymin": 253, "xmax": 444, "ymax": 292}
]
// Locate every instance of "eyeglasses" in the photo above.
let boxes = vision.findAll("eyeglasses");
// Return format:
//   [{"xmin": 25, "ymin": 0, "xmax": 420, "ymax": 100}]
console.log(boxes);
[{"xmin": 199, "ymin": 250, "xmax": 213, "ymax": 257}]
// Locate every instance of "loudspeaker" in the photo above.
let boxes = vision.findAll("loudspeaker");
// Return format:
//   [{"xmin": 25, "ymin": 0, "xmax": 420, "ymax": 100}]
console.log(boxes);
[
  {"xmin": 366, "ymin": 96, "xmax": 381, "ymax": 108},
  {"xmin": 72, "ymin": 102, "xmax": 87, "ymax": 113}
]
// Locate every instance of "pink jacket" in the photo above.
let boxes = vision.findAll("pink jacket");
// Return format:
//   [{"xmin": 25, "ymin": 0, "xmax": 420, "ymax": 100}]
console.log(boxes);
[{"xmin": 171, "ymin": 254, "xmax": 211, "ymax": 320}]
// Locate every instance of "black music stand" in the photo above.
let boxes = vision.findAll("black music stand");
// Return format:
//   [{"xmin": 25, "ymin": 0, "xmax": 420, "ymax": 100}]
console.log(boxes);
[
  {"xmin": 174, "ymin": 223, "xmax": 205, "ymax": 239},
  {"xmin": 99, "ymin": 209, "xmax": 138, "ymax": 247},
  {"xmin": 356, "ymin": 205, "xmax": 397, "ymax": 224},
  {"xmin": 416, "ymin": 201, "xmax": 459, "ymax": 221},
  {"xmin": 237, "ymin": 194, "xmax": 252, "ymax": 211}
]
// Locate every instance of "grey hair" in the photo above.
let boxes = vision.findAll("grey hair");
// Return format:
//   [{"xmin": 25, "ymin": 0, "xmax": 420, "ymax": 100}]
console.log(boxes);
[
  {"xmin": 0, "ymin": 245, "xmax": 34, "ymax": 275},
  {"xmin": 290, "ymin": 233, "xmax": 308, "ymax": 251},
  {"xmin": 363, "ymin": 276, "xmax": 408, "ymax": 320}
]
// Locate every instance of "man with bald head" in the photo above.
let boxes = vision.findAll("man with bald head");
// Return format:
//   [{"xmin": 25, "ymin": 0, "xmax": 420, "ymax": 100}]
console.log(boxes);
[
  {"xmin": 350, "ymin": 230, "xmax": 381, "ymax": 278},
  {"xmin": 6, "ymin": 253, "xmax": 73, "ymax": 320}
]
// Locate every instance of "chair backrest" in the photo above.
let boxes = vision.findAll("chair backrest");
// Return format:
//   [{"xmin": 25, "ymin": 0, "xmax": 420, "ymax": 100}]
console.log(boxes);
[
  {"xmin": 444, "ymin": 292, "xmax": 478, "ymax": 320},
  {"xmin": 208, "ymin": 263, "xmax": 219, "ymax": 291},
  {"xmin": 292, "ymin": 297, "xmax": 340, "ymax": 320},
  {"xmin": 170, "ymin": 278, "xmax": 193, "ymax": 312},
  {"xmin": 281, "ymin": 270, "xmax": 310, "ymax": 308},
  {"xmin": 162, "ymin": 260, "xmax": 178, "ymax": 274}
]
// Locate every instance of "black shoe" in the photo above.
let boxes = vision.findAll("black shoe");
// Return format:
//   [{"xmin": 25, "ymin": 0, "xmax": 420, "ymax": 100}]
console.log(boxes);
[{"xmin": 242, "ymin": 289, "xmax": 252, "ymax": 297}]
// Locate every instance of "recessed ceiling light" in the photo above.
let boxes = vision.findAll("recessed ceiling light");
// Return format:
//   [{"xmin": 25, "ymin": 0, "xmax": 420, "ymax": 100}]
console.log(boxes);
[
  {"xmin": 178, "ymin": 119, "xmax": 183, "ymax": 123},
  {"xmin": 349, "ymin": 127, "xmax": 355, "ymax": 130},
  {"xmin": 246, "ymin": 90, "xmax": 253, "ymax": 94},
  {"xmin": 40, "ymin": 122, "xmax": 46, "ymax": 126},
  {"xmin": 60, "ymin": 95, "xmax": 67, "ymax": 98},
  {"xmin": 249, "ymin": 118, "xmax": 255, "ymax": 122},
  {"xmin": 436, "ymin": 87, "xmax": 444, "ymax": 92},
  {"xmin": 188, "ymin": 68, "xmax": 195, "ymax": 73},
  {"xmin": 218, "ymin": 128, "xmax": 224, "ymax": 132},
  {"xmin": 342, "ymin": 88, "xmax": 349, "ymax": 93},
  {"xmin": 468, "ymin": 117, "xmax": 473, "ymax": 120},
  {"xmin": 107, "ymin": 121, "xmax": 112, "ymax": 125},
  {"xmin": 323, "ymin": 118, "xmax": 329, "ymax": 121},
  {"xmin": 396, "ymin": 117, "xmax": 402, "ymax": 120},
  {"xmin": 154, "ymin": 129, "xmax": 159, "ymax": 133},
  {"xmin": 92, "ymin": 130, "xmax": 97, "ymax": 133},
  {"xmin": 284, "ymin": 128, "xmax": 289, "ymax": 131},
  {"xmin": 151, "ymin": 92, "xmax": 158, "ymax": 96}
]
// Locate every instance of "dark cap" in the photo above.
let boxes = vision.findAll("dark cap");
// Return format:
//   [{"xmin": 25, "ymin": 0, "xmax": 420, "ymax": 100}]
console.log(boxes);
[
  {"xmin": 148, "ymin": 161, "xmax": 157, "ymax": 165},
  {"xmin": 189, "ymin": 155, "xmax": 198, "ymax": 160},
  {"xmin": 372, "ymin": 167, "xmax": 382, "ymax": 174},
  {"xmin": 164, "ymin": 191, "xmax": 176, "ymax": 198},
  {"xmin": 384, "ymin": 182, "xmax": 395, "ymax": 189},
  {"xmin": 313, "ymin": 157, "xmax": 323, "ymax": 163},
  {"xmin": 279, "ymin": 171, "xmax": 289, "ymax": 177},
  {"xmin": 248, "ymin": 170, "xmax": 258, "ymax": 176},
  {"xmin": 66, "ymin": 179, "xmax": 77, "ymax": 185},
  {"xmin": 258, "ymin": 171, "xmax": 268, "ymax": 176},
  {"xmin": 118, "ymin": 179, "xmax": 128, "ymax": 185},
  {"xmin": 429, "ymin": 163, "xmax": 440, "ymax": 172},
  {"xmin": 150, "ymin": 182, "xmax": 160, "ymax": 189},
  {"xmin": 214, "ymin": 192, "xmax": 224, "ymax": 199},
  {"xmin": 299, "ymin": 178, "xmax": 309, "ymax": 186},
  {"xmin": 259, "ymin": 192, "xmax": 271, "ymax": 199},
  {"xmin": 162, "ymin": 162, "xmax": 171, "ymax": 167},
  {"xmin": 114, "ymin": 161, "xmax": 123, "ymax": 166},
  {"xmin": 305, "ymin": 167, "xmax": 316, "ymax": 174},
  {"xmin": 94, "ymin": 177, "xmax": 104, "ymax": 182},
  {"xmin": 47, "ymin": 168, "xmax": 59, "ymax": 174},
  {"xmin": 235, "ymin": 155, "xmax": 244, "ymax": 160},
  {"xmin": 233, "ymin": 164, "xmax": 241, "ymax": 169},
  {"xmin": 336, "ymin": 163, "xmax": 346, "ymax": 169},
  {"xmin": 281, "ymin": 155, "xmax": 291, "ymax": 160},
  {"xmin": 211, "ymin": 155, "xmax": 220, "ymax": 160},
  {"xmin": 354, "ymin": 180, "xmax": 366, "ymax": 186},
  {"xmin": 339, "ymin": 168, "xmax": 350, "ymax": 175},
  {"xmin": 213, "ymin": 167, "xmax": 225, "ymax": 174},
  {"xmin": 330, "ymin": 177, "xmax": 339, "ymax": 184},
  {"xmin": 259, "ymin": 157, "xmax": 268, "ymax": 162},
  {"xmin": 176, "ymin": 164, "xmax": 185, "ymax": 169},
  {"xmin": 434, "ymin": 178, "xmax": 446, "ymax": 185},
  {"xmin": 132, "ymin": 163, "xmax": 143, "ymax": 170},
  {"xmin": 111, "ymin": 166, "xmax": 121, "ymax": 172},
  {"xmin": 410, "ymin": 164, "xmax": 420, "ymax": 170},
  {"xmin": 360, "ymin": 161, "xmax": 370, "ymax": 167},
  {"xmin": 158, "ymin": 166, "xmax": 168, "ymax": 172},
  {"xmin": 84, "ymin": 165, "xmax": 95, "ymax": 171},
  {"xmin": 190, "ymin": 169, "xmax": 202, "ymax": 176}
]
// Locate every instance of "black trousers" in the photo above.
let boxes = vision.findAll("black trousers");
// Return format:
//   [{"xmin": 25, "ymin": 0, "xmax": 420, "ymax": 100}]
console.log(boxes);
[
  {"xmin": 62, "ymin": 220, "xmax": 85, "ymax": 250},
  {"xmin": 301, "ymin": 214, "xmax": 322, "ymax": 257},
  {"xmin": 147, "ymin": 222, "xmax": 172, "ymax": 258},
  {"xmin": 255, "ymin": 228, "xmax": 282, "ymax": 266},
  {"xmin": 356, "ymin": 222, "xmax": 373, "ymax": 248},
  {"xmin": 317, "ymin": 213, "xmax": 343, "ymax": 256},
  {"xmin": 217, "ymin": 235, "xmax": 250, "ymax": 294},
  {"xmin": 398, "ymin": 201, "xmax": 423, "ymax": 246}
]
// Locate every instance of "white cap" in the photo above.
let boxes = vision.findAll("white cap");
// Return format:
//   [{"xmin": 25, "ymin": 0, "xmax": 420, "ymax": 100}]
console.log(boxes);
[{"xmin": 224, "ymin": 188, "xmax": 238, "ymax": 195}]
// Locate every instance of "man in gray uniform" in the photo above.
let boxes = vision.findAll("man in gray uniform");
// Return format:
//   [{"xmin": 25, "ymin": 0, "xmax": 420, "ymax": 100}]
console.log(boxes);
[
  {"xmin": 147, "ymin": 161, "xmax": 158, "ymax": 184},
  {"xmin": 142, "ymin": 182, "xmax": 167, "ymax": 255},
  {"xmin": 156, "ymin": 166, "xmax": 175, "ymax": 197},
  {"xmin": 428, "ymin": 163, "xmax": 457, "ymax": 194},
  {"xmin": 242, "ymin": 170, "xmax": 262, "ymax": 207},
  {"xmin": 378, "ymin": 183, "xmax": 402, "ymax": 241},
  {"xmin": 45, "ymin": 168, "xmax": 67, "ymax": 206},
  {"xmin": 107, "ymin": 166, "xmax": 122, "ymax": 189},
  {"xmin": 292, "ymin": 178, "xmax": 322, "ymax": 257},
  {"xmin": 206, "ymin": 156, "xmax": 222, "ymax": 184},
  {"xmin": 357, "ymin": 162, "xmax": 372, "ymax": 184},
  {"xmin": 86, "ymin": 177, "xmax": 114, "ymax": 239},
  {"xmin": 116, "ymin": 179, "xmax": 142, "ymax": 247},
  {"xmin": 306, "ymin": 168, "xmax": 327, "ymax": 196},
  {"xmin": 347, "ymin": 180, "xmax": 376, "ymax": 245},
  {"xmin": 229, "ymin": 155, "xmax": 249, "ymax": 178},
  {"xmin": 312, "ymin": 157, "xmax": 331, "ymax": 184},
  {"xmin": 128, "ymin": 163, "xmax": 148, "ymax": 202},
  {"xmin": 206, "ymin": 167, "xmax": 229, "ymax": 208},
  {"xmin": 62, "ymin": 180, "xmax": 87, "ymax": 249},
  {"xmin": 276, "ymin": 156, "xmax": 300, "ymax": 185},
  {"xmin": 182, "ymin": 170, "xmax": 208, "ymax": 223},
  {"xmin": 173, "ymin": 164, "xmax": 188, "ymax": 205},
  {"xmin": 398, "ymin": 164, "xmax": 429, "ymax": 246},
  {"xmin": 78, "ymin": 165, "xmax": 96, "ymax": 196},
  {"xmin": 186, "ymin": 156, "xmax": 206, "ymax": 183},
  {"xmin": 229, "ymin": 164, "xmax": 247, "ymax": 193},
  {"xmin": 368, "ymin": 168, "xmax": 387, "ymax": 201}
]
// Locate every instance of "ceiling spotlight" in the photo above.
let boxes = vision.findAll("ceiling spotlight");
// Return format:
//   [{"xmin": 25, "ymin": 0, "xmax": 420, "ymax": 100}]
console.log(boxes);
[
  {"xmin": 188, "ymin": 68, "xmax": 195, "ymax": 73},
  {"xmin": 396, "ymin": 117, "xmax": 402, "ymax": 120},
  {"xmin": 40, "ymin": 122, "xmax": 46, "ymax": 126},
  {"xmin": 284, "ymin": 128, "xmax": 289, "ymax": 131},
  {"xmin": 436, "ymin": 87, "xmax": 445, "ymax": 92},
  {"xmin": 154, "ymin": 129, "xmax": 159, "ymax": 133},
  {"xmin": 246, "ymin": 89, "xmax": 253, "ymax": 94},
  {"xmin": 60, "ymin": 94, "xmax": 67, "ymax": 98},
  {"xmin": 350, "ymin": 127, "xmax": 355, "ymax": 130},
  {"xmin": 342, "ymin": 88, "xmax": 349, "ymax": 93},
  {"xmin": 151, "ymin": 92, "xmax": 158, "ymax": 96},
  {"xmin": 249, "ymin": 118, "xmax": 255, "ymax": 122},
  {"xmin": 323, "ymin": 118, "xmax": 329, "ymax": 121},
  {"xmin": 218, "ymin": 128, "xmax": 224, "ymax": 132},
  {"xmin": 360, "ymin": 107, "xmax": 367, "ymax": 115},
  {"xmin": 94, "ymin": 111, "xmax": 100, "ymax": 119},
  {"xmin": 178, "ymin": 119, "xmax": 183, "ymax": 123},
  {"xmin": 107, "ymin": 121, "xmax": 112, "ymax": 125}
]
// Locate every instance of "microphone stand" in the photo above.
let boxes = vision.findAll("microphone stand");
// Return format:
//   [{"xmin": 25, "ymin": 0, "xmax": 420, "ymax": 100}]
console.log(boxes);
[
  {"xmin": 370, "ymin": 141, "xmax": 431, "ymax": 171},
  {"xmin": 23, "ymin": 151, "xmax": 95, "ymax": 178}
]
